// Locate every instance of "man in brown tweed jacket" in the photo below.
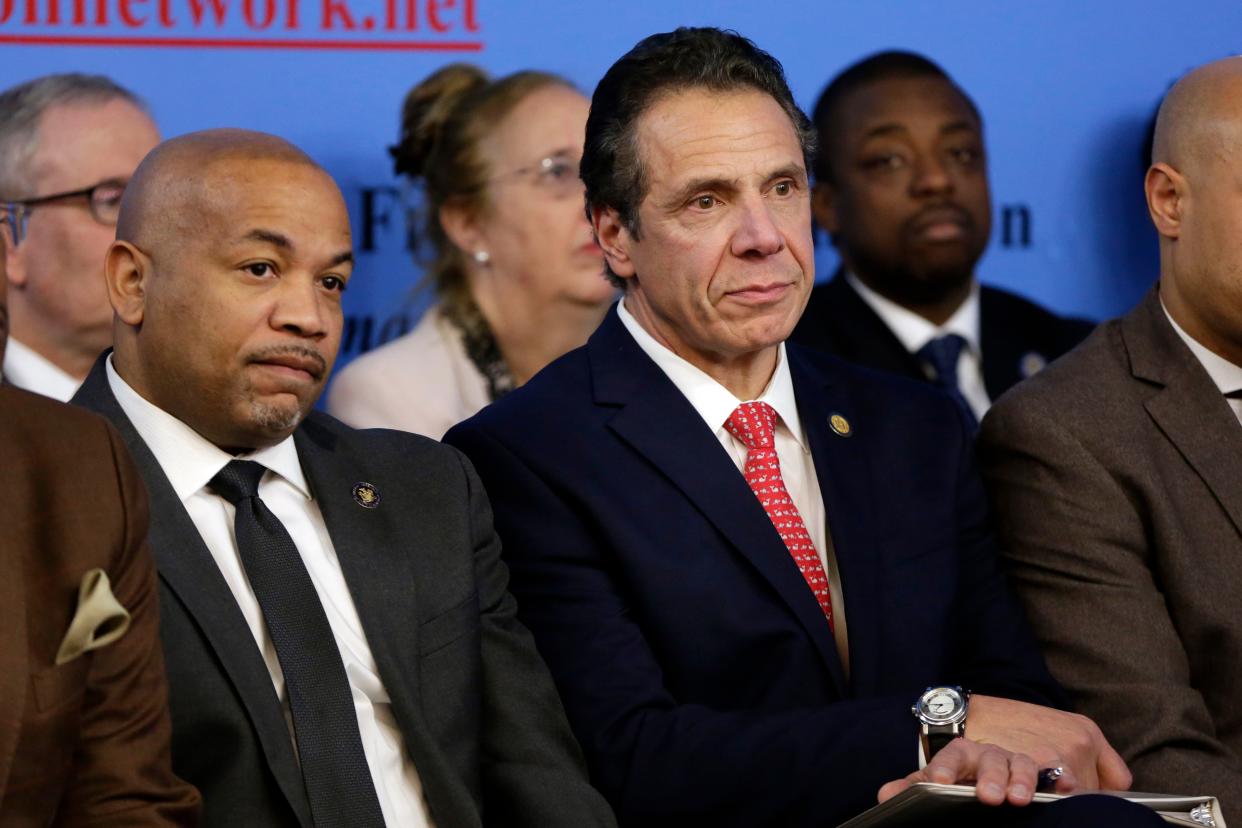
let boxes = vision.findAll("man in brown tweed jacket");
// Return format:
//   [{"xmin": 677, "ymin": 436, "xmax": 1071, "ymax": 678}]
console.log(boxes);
[
  {"xmin": 0, "ymin": 227, "xmax": 199, "ymax": 825},
  {"xmin": 979, "ymin": 56, "xmax": 1242, "ymax": 819}
]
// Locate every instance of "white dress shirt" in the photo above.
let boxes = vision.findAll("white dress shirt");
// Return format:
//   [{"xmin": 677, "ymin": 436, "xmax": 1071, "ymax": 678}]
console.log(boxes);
[
  {"xmin": 2, "ymin": 337, "xmax": 81, "ymax": 402},
  {"xmin": 106, "ymin": 356, "xmax": 434, "ymax": 828},
  {"xmin": 846, "ymin": 273, "xmax": 991, "ymax": 421},
  {"xmin": 1163, "ymin": 302, "xmax": 1242, "ymax": 425},
  {"xmin": 617, "ymin": 299, "xmax": 850, "ymax": 671}
]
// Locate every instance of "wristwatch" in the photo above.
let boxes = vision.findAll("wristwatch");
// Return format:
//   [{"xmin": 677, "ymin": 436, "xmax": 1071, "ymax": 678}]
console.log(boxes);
[{"xmin": 912, "ymin": 685, "xmax": 970, "ymax": 760}]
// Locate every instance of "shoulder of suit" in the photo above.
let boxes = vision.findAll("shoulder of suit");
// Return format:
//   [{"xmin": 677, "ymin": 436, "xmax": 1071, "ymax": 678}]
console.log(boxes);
[
  {"xmin": 0, "ymin": 387, "xmax": 128, "ymax": 507},
  {"xmin": 979, "ymin": 284, "xmax": 1096, "ymax": 338},
  {"xmin": 806, "ymin": 276, "xmax": 848, "ymax": 300},
  {"xmin": 797, "ymin": 276, "xmax": 852, "ymax": 323},
  {"xmin": 303, "ymin": 408, "xmax": 461, "ymax": 461},
  {"xmin": 984, "ymin": 316, "xmax": 1124, "ymax": 421},
  {"xmin": 0, "ymin": 384, "xmax": 114, "ymax": 443},
  {"xmin": 462, "ymin": 341, "xmax": 593, "ymax": 425},
  {"xmin": 786, "ymin": 340, "xmax": 961, "ymax": 412}
]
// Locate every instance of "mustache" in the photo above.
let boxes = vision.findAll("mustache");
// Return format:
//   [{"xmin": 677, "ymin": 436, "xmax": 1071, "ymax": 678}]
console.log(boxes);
[
  {"xmin": 903, "ymin": 203, "xmax": 975, "ymax": 235},
  {"xmin": 245, "ymin": 344, "xmax": 328, "ymax": 380}
]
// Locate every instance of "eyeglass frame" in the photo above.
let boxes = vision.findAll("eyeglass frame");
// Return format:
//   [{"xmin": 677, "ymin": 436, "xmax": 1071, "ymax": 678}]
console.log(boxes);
[
  {"xmin": 2, "ymin": 177, "xmax": 129, "ymax": 245},
  {"xmin": 486, "ymin": 151, "xmax": 584, "ymax": 198}
]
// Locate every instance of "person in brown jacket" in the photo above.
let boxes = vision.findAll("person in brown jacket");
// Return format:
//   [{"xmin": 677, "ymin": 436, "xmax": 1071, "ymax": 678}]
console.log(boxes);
[
  {"xmin": 0, "ymin": 225, "xmax": 200, "ymax": 825},
  {"xmin": 979, "ymin": 56, "xmax": 1242, "ymax": 819}
]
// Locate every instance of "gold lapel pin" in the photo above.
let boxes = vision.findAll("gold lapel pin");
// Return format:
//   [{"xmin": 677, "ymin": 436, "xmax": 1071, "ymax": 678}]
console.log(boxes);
[
  {"xmin": 352, "ymin": 482, "xmax": 381, "ymax": 509},
  {"xmin": 829, "ymin": 413, "xmax": 853, "ymax": 437}
]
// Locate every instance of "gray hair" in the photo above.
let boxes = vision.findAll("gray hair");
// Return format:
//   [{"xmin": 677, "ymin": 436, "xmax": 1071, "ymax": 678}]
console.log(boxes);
[{"xmin": 0, "ymin": 73, "xmax": 148, "ymax": 198}]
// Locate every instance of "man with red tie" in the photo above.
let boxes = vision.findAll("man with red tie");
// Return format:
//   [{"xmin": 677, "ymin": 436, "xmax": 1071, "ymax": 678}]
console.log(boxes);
[{"xmin": 446, "ymin": 26, "xmax": 1157, "ymax": 828}]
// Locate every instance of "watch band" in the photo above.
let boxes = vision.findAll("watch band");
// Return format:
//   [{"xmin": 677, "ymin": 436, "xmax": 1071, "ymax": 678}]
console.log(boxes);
[{"xmin": 926, "ymin": 726, "xmax": 958, "ymax": 758}]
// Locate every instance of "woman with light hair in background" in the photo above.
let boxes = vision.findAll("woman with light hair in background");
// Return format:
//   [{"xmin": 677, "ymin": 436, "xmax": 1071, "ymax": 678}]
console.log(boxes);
[{"xmin": 327, "ymin": 64, "xmax": 614, "ymax": 438}]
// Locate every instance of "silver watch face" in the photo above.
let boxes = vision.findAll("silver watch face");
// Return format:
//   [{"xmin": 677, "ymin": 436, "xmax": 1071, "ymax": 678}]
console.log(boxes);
[{"xmin": 917, "ymin": 686, "xmax": 966, "ymax": 725}]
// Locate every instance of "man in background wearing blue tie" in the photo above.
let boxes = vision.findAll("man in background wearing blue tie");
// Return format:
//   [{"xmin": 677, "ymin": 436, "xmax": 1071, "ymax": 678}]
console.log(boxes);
[{"xmin": 791, "ymin": 51, "xmax": 1093, "ymax": 421}]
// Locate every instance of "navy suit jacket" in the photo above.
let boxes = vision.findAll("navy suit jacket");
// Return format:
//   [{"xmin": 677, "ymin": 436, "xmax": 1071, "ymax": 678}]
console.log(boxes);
[
  {"xmin": 791, "ymin": 271, "xmax": 1095, "ymax": 400},
  {"xmin": 445, "ymin": 307, "xmax": 1062, "ymax": 828}
]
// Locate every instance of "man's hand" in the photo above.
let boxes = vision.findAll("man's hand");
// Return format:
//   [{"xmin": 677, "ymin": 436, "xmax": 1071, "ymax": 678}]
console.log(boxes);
[
  {"xmin": 966, "ymin": 695, "xmax": 1132, "ymax": 791},
  {"xmin": 878, "ymin": 738, "xmax": 1054, "ymax": 806}
]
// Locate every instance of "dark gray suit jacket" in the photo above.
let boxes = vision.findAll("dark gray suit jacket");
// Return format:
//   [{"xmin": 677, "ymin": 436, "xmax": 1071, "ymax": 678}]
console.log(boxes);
[
  {"xmin": 978, "ymin": 287, "xmax": 1242, "ymax": 816},
  {"xmin": 73, "ymin": 357, "xmax": 615, "ymax": 828}
]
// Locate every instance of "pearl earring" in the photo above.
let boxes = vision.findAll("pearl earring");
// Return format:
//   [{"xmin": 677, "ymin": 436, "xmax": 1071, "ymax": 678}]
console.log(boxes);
[{"xmin": 473, "ymin": 250, "xmax": 490, "ymax": 264}]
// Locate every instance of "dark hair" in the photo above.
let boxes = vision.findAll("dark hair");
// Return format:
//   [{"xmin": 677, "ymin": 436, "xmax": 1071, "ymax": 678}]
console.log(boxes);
[
  {"xmin": 388, "ymin": 63, "xmax": 571, "ymax": 316},
  {"xmin": 811, "ymin": 50, "xmax": 980, "ymax": 184},
  {"xmin": 581, "ymin": 27, "xmax": 815, "ymax": 284}
]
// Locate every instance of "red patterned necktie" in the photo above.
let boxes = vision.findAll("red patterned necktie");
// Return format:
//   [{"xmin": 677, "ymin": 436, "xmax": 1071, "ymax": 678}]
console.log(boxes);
[{"xmin": 725, "ymin": 401, "xmax": 834, "ymax": 630}]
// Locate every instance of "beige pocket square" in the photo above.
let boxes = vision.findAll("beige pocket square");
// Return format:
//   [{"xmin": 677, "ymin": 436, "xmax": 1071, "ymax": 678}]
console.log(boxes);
[{"xmin": 55, "ymin": 569, "xmax": 131, "ymax": 666}]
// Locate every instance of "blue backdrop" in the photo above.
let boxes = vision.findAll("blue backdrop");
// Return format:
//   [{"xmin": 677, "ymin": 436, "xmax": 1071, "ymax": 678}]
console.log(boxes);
[{"xmin": 3, "ymin": 0, "xmax": 1238, "ymax": 369}]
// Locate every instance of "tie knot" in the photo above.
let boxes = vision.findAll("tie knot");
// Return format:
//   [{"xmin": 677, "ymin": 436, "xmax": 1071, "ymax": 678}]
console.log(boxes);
[
  {"xmin": 209, "ymin": 460, "xmax": 266, "ymax": 505},
  {"xmin": 917, "ymin": 334, "xmax": 968, "ymax": 388},
  {"xmin": 725, "ymin": 401, "xmax": 777, "ymax": 450}
]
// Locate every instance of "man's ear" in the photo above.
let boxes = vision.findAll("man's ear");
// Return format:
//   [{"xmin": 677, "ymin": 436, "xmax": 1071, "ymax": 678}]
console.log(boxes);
[
  {"xmin": 811, "ymin": 182, "xmax": 839, "ymax": 235},
  {"xmin": 105, "ymin": 241, "xmax": 149, "ymax": 327},
  {"xmin": 438, "ymin": 203, "xmax": 486, "ymax": 261},
  {"xmin": 592, "ymin": 205, "xmax": 637, "ymax": 281},
  {"xmin": 1145, "ymin": 162, "xmax": 1185, "ymax": 240},
  {"xmin": 4, "ymin": 221, "xmax": 26, "ymax": 288}
]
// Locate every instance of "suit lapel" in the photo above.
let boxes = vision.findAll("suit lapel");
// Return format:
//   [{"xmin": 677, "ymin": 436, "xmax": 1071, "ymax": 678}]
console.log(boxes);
[
  {"xmin": 788, "ymin": 348, "xmax": 885, "ymax": 695},
  {"xmin": 72, "ymin": 358, "xmax": 313, "ymax": 827},
  {"xmin": 979, "ymin": 288, "xmax": 1024, "ymax": 400},
  {"xmin": 824, "ymin": 273, "xmax": 927, "ymax": 381},
  {"xmin": 1126, "ymin": 291, "xmax": 1242, "ymax": 539},
  {"xmin": 294, "ymin": 420, "xmax": 420, "ymax": 694},
  {"xmin": 0, "ymin": 524, "xmax": 26, "ymax": 803},
  {"xmin": 293, "ymin": 418, "xmax": 466, "ymax": 823},
  {"xmin": 591, "ymin": 311, "xmax": 848, "ymax": 695}
]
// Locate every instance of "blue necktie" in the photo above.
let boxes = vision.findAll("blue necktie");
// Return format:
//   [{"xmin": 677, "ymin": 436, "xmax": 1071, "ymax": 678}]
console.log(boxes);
[
  {"xmin": 916, "ymin": 334, "xmax": 978, "ymax": 429},
  {"xmin": 210, "ymin": 460, "xmax": 386, "ymax": 828}
]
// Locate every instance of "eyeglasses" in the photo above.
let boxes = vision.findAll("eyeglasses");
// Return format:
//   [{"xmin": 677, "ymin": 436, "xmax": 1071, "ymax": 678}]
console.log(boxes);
[
  {"xmin": 2, "ymin": 178, "xmax": 128, "ymax": 245},
  {"xmin": 489, "ymin": 153, "xmax": 583, "ymax": 199}
]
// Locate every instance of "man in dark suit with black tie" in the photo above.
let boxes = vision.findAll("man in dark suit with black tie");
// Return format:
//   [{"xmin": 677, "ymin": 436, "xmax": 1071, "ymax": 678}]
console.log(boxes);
[
  {"xmin": 72, "ymin": 128, "xmax": 615, "ymax": 828},
  {"xmin": 446, "ymin": 27, "xmax": 1157, "ymax": 828},
  {"xmin": 790, "ymin": 51, "xmax": 1093, "ymax": 421}
]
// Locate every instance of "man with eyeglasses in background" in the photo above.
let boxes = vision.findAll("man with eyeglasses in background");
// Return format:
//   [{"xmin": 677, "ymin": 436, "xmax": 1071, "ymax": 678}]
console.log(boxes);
[{"xmin": 0, "ymin": 73, "xmax": 160, "ymax": 400}]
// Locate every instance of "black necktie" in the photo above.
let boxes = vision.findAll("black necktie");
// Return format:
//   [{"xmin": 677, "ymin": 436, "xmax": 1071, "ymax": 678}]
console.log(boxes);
[
  {"xmin": 917, "ymin": 334, "xmax": 978, "ymax": 429},
  {"xmin": 209, "ymin": 460, "xmax": 386, "ymax": 828}
]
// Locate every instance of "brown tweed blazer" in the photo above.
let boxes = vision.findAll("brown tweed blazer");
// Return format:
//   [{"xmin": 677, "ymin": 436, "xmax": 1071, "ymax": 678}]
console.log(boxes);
[
  {"xmin": 978, "ymin": 287, "xmax": 1242, "ymax": 816},
  {"xmin": 0, "ymin": 385, "xmax": 200, "ymax": 826}
]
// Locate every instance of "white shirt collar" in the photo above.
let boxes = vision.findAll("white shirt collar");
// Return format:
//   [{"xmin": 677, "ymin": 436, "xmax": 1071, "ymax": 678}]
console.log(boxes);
[
  {"xmin": 105, "ymin": 354, "xmax": 311, "ymax": 502},
  {"xmin": 1161, "ymin": 301, "xmax": 1242, "ymax": 396},
  {"xmin": 616, "ymin": 298, "xmax": 807, "ymax": 451},
  {"xmin": 845, "ymin": 271, "xmax": 981, "ymax": 357},
  {"xmin": 2, "ymin": 337, "xmax": 82, "ymax": 402}
]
